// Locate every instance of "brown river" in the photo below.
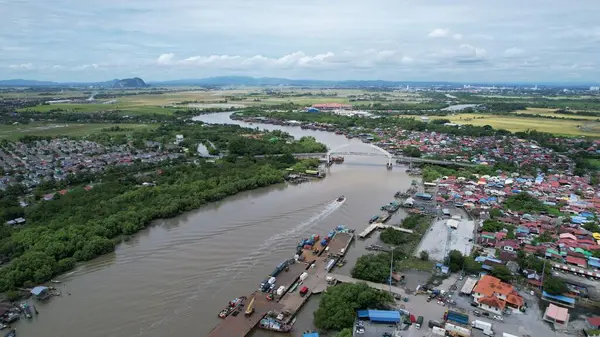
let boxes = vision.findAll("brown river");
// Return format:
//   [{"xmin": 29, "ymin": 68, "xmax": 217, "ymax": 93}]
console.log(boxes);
[{"xmin": 15, "ymin": 112, "xmax": 413, "ymax": 337}]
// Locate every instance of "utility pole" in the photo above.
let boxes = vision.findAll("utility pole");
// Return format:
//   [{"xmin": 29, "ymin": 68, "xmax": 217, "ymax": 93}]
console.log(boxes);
[
  {"xmin": 389, "ymin": 246, "xmax": 395, "ymax": 295},
  {"xmin": 540, "ymin": 257, "xmax": 547, "ymax": 292}
]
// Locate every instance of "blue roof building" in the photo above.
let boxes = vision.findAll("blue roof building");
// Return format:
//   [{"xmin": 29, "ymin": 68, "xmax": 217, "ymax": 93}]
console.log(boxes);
[
  {"xmin": 31, "ymin": 286, "xmax": 50, "ymax": 300},
  {"xmin": 357, "ymin": 310, "xmax": 402, "ymax": 323}
]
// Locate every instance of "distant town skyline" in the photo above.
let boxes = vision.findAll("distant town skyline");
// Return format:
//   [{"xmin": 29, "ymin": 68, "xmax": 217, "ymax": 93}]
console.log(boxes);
[{"xmin": 2, "ymin": 0, "xmax": 599, "ymax": 82}]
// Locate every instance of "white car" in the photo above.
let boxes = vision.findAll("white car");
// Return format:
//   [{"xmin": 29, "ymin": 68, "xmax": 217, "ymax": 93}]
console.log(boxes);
[
  {"xmin": 355, "ymin": 327, "xmax": 365, "ymax": 334},
  {"xmin": 493, "ymin": 315, "xmax": 503, "ymax": 321}
]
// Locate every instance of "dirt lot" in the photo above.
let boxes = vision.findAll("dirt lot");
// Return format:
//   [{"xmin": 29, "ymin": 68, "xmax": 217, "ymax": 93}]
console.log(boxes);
[{"xmin": 414, "ymin": 209, "xmax": 475, "ymax": 261}]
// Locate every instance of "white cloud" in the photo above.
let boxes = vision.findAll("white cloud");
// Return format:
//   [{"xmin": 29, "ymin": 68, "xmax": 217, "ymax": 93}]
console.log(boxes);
[
  {"xmin": 503, "ymin": 47, "xmax": 525, "ymax": 58},
  {"xmin": 428, "ymin": 29, "xmax": 462, "ymax": 40},
  {"xmin": 428, "ymin": 28, "xmax": 450, "ymax": 38},
  {"xmin": 71, "ymin": 63, "xmax": 99, "ymax": 71},
  {"xmin": 157, "ymin": 53, "xmax": 175, "ymax": 65},
  {"xmin": 8, "ymin": 63, "xmax": 34, "ymax": 70},
  {"xmin": 152, "ymin": 50, "xmax": 417, "ymax": 71},
  {"xmin": 2, "ymin": 0, "xmax": 600, "ymax": 82}
]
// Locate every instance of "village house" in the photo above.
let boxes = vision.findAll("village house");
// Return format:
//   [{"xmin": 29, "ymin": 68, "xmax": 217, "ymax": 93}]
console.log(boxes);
[{"xmin": 472, "ymin": 275, "xmax": 525, "ymax": 314}]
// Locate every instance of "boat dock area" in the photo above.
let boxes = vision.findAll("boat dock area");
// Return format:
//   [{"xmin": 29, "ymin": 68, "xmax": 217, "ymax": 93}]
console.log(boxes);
[
  {"xmin": 208, "ymin": 291, "xmax": 284, "ymax": 337},
  {"xmin": 278, "ymin": 232, "xmax": 354, "ymax": 324},
  {"xmin": 207, "ymin": 231, "xmax": 354, "ymax": 337},
  {"xmin": 358, "ymin": 223, "xmax": 414, "ymax": 239}
]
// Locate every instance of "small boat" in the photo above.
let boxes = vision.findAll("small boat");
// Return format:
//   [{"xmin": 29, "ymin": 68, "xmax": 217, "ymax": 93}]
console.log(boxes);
[
  {"xmin": 258, "ymin": 317, "xmax": 293, "ymax": 332},
  {"xmin": 19, "ymin": 303, "xmax": 32, "ymax": 319},
  {"xmin": 369, "ymin": 215, "xmax": 379, "ymax": 223},
  {"xmin": 218, "ymin": 296, "xmax": 247, "ymax": 319},
  {"xmin": 336, "ymin": 195, "xmax": 345, "ymax": 202},
  {"xmin": 4, "ymin": 329, "xmax": 16, "ymax": 337}
]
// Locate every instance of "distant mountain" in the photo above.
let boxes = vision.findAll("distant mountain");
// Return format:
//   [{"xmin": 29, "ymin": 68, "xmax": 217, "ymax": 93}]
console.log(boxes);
[
  {"xmin": 0, "ymin": 79, "xmax": 59, "ymax": 86},
  {"xmin": 151, "ymin": 76, "xmax": 456, "ymax": 87},
  {"xmin": 0, "ymin": 76, "xmax": 596, "ymax": 88},
  {"xmin": 112, "ymin": 77, "xmax": 147, "ymax": 88}
]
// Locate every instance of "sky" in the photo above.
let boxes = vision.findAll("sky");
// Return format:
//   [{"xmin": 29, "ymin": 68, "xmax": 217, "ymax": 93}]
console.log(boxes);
[{"xmin": 1, "ymin": 0, "xmax": 600, "ymax": 83}]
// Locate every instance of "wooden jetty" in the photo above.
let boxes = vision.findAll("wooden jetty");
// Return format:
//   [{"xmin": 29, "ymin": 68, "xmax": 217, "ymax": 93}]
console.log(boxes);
[{"xmin": 358, "ymin": 224, "xmax": 414, "ymax": 239}]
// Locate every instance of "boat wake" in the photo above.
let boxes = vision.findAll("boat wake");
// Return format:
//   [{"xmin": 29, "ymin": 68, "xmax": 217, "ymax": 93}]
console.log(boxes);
[{"xmin": 210, "ymin": 198, "xmax": 344, "ymax": 286}]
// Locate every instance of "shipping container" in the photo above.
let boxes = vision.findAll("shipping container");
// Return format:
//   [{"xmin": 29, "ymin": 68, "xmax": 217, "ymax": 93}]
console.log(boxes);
[
  {"xmin": 432, "ymin": 326, "xmax": 446, "ymax": 336},
  {"xmin": 445, "ymin": 323, "xmax": 471, "ymax": 337},
  {"xmin": 300, "ymin": 272, "xmax": 308, "ymax": 281}
]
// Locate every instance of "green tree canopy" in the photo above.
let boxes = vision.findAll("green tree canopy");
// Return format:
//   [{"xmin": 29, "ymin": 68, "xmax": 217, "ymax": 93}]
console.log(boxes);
[
  {"xmin": 448, "ymin": 249, "xmax": 465, "ymax": 272},
  {"xmin": 335, "ymin": 328, "xmax": 353, "ymax": 337},
  {"xmin": 544, "ymin": 276, "xmax": 568, "ymax": 295},
  {"xmin": 351, "ymin": 253, "xmax": 391, "ymax": 283},
  {"xmin": 491, "ymin": 265, "xmax": 513, "ymax": 282},
  {"xmin": 380, "ymin": 227, "xmax": 418, "ymax": 246},
  {"xmin": 313, "ymin": 282, "xmax": 393, "ymax": 330}
]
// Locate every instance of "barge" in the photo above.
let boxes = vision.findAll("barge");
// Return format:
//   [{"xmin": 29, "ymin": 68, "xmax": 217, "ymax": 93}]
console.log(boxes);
[
  {"xmin": 218, "ymin": 296, "xmax": 247, "ymax": 319},
  {"xmin": 258, "ymin": 317, "xmax": 293, "ymax": 332}
]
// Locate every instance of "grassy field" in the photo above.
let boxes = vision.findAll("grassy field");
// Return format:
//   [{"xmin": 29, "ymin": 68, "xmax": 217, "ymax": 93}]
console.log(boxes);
[
  {"xmin": 0, "ymin": 123, "xmax": 156, "ymax": 140},
  {"xmin": 513, "ymin": 107, "xmax": 599, "ymax": 121},
  {"xmin": 17, "ymin": 102, "xmax": 179, "ymax": 115},
  {"xmin": 445, "ymin": 113, "xmax": 599, "ymax": 136}
]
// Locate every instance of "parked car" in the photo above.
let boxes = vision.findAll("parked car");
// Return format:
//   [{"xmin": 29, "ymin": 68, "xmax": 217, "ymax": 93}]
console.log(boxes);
[
  {"xmin": 355, "ymin": 327, "xmax": 365, "ymax": 334},
  {"xmin": 470, "ymin": 302, "xmax": 479, "ymax": 307},
  {"xmin": 473, "ymin": 310, "xmax": 481, "ymax": 317},
  {"xmin": 493, "ymin": 315, "xmax": 503, "ymax": 321},
  {"xmin": 382, "ymin": 333, "xmax": 392, "ymax": 337}
]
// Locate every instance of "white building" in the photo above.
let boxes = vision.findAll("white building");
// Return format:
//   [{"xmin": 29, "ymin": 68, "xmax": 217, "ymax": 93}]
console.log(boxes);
[{"xmin": 175, "ymin": 134, "xmax": 184, "ymax": 144}]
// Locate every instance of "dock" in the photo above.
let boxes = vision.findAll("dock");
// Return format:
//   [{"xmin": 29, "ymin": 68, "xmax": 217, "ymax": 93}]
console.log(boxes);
[
  {"xmin": 358, "ymin": 224, "xmax": 414, "ymax": 239},
  {"xmin": 207, "ymin": 231, "xmax": 355, "ymax": 337},
  {"xmin": 208, "ymin": 291, "xmax": 284, "ymax": 337},
  {"xmin": 277, "ymin": 232, "xmax": 355, "ymax": 324}
]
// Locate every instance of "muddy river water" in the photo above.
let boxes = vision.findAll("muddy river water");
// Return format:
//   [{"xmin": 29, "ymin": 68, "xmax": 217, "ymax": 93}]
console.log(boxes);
[{"xmin": 15, "ymin": 112, "xmax": 414, "ymax": 337}]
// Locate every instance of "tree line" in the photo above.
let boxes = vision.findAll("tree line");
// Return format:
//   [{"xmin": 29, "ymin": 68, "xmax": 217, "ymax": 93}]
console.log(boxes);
[{"xmin": 0, "ymin": 125, "xmax": 326, "ymax": 291}]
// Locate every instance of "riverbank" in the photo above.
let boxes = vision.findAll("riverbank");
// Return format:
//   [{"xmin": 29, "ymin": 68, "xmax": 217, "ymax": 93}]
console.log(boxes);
[
  {"xmin": 5, "ymin": 112, "xmax": 414, "ymax": 337},
  {"xmin": 0, "ymin": 122, "xmax": 329, "ymax": 293}
]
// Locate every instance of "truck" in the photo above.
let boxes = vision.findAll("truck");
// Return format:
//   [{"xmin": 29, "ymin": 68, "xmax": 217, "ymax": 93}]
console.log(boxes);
[
  {"xmin": 445, "ymin": 310, "xmax": 469, "ymax": 326},
  {"xmin": 269, "ymin": 260, "xmax": 289, "ymax": 278},
  {"xmin": 431, "ymin": 326, "xmax": 446, "ymax": 336},
  {"xmin": 471, "ymin": 320, "xmax": 493, "ymax": 336},
  {"xmin": 428, "ymin": 320, "xmax": 443, "ymax": 329},
  {"xmin": 444, "ymin": 323, "xmax": 471, "ymax": 337},
  {"xmin": 416, "ymin": 316, "xmax": 424, "ymax": 329}
]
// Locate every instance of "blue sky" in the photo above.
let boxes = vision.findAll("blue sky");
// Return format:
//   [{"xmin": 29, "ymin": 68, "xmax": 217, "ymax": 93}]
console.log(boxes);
[{"xmin": 1, "ymin": 0, "xmax": 599, "ymax": 83}]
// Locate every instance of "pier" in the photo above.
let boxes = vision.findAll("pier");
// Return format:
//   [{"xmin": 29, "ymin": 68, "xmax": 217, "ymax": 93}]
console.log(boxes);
[
  {"xmin": 358, "ymin": 224, "xmax": 414, "ymax": 239},
  {"xmin": 207, "ymin": 231, "xmax": 355, "ymax": 337}
]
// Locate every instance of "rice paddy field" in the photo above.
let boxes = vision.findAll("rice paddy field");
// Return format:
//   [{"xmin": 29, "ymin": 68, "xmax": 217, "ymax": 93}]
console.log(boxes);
[
  {"xmin": 444, "ymin": 113, "xmax": 600, "ymax": 137},
  {"xmin": 15, "ymin": 88, "xmax": 429, "ymax": 114},
  {"xmin": 513, "ymin": 107, "xmax": 600, "ymax": 121},
  {"xmin": 0, "ymin": 123, "xmax": 156, "ymax": 140}
]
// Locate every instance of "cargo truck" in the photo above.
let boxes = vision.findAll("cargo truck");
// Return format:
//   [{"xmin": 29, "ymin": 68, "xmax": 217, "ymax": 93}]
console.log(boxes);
[
  {"xmin": 445, "ymin": 323, "xmax": 471, "ymax": 337},
  {"xmin": 445, "ymin": 310, "xmax": 469, "ymax": 325},
  {"xmin": 471, "ymin": 320, "xmax": 493, "ymax": 336},
  {"xmin": 416, "ymin": 316, "xmax": 424, "ymax": 329}
]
